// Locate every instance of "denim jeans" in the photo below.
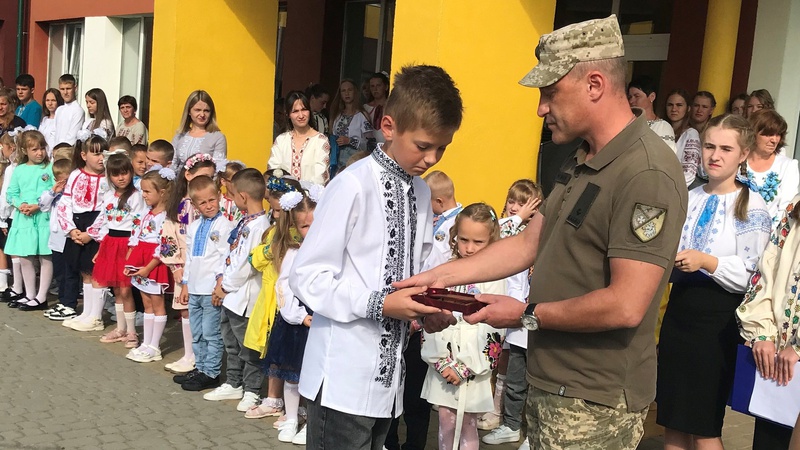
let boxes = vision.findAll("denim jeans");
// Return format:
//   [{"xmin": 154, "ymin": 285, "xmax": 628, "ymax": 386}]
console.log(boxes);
[
  {"xmin": 188, "ymin": 294, "xmax": 224, "ymax": 378},
  {"xmin": 307, "ymin": 389, "xmax": 393, "ymax": 450},
  {"xmin": 504, "ymin": 344, "xmax": 529, "ymax": 431}
]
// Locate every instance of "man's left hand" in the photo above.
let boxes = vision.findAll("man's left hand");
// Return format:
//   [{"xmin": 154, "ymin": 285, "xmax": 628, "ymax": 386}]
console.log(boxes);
[{"xmin": 463, "ymin": 294, "xmax": 527, "ymax": 328}]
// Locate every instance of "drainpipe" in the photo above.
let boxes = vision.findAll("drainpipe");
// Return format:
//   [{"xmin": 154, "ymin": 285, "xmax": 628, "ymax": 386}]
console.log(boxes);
[{"xmin": 16, "ymin": 0, "xmax": 24, "ymax": 75}]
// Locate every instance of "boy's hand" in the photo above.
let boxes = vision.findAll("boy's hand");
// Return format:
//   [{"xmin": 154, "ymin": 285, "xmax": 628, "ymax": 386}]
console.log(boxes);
[
  {"xmin": 303, "ymin": 315, "xmax": 312, "ymax": 327},
  {"xmin": 177, "ymin": 288, "xmax": 189, "ymax": 305},
  {"xmin": 211, "ymin": 295, "xmax": 222, "ymax": 307},
  {"xmin": 382, "ymin": 286, "xmax": 441, "ymax": 321},
  {"xmin": 212, "ymin": 284, "xmax": 227, "ymax": 302},
  {"xmin": 516, "ymin": 197, "xmax": 542, "ymax": 222},
  {"xmin": 53, "ymin": 180, "xmax": 66, "ymax": 193},
  {"xmin": 440, "ymin": 367, "xmax": 460, "ymax": 385}
]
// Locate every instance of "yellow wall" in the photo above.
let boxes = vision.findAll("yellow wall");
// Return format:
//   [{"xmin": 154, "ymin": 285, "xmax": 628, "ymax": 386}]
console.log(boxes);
[
  {"xmin": 391, "ymin": 1, "xmax": 555, "ymax": 210},
  {"xmin": 698, "ymin": 0, "xmax": 742, "ymax": 116},
  {"xmin": 149, "ymin": 0, "xmax": 278, "ymax": 171}
]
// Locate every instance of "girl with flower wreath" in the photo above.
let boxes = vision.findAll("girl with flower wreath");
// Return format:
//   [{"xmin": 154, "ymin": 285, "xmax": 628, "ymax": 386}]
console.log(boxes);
[
  {"xmin": 159, "ymin": 153, "xmax": 218, "ymax": 374},
  {"xmin": 421, "ymin": 202, "xmax": 507, "ymax": 450},
  {"xmin": 4, "ymin": 129, "xmax": 54, "ymax": 310},
  {"xmin": 745, "ymin": 109, "xmax": 799, "ymax": 224}
]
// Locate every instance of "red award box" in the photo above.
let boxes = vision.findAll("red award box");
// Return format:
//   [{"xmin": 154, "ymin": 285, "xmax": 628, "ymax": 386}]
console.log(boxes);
[{"xmin": 411, "ymin": 288, "xmax": 486, "ymax": 315}]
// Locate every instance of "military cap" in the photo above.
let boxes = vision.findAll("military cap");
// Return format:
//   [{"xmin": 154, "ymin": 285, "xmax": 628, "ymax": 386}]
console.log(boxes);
[{"xmin": 520, "ymin": 15, "xmax": 625, "ymax": 88}]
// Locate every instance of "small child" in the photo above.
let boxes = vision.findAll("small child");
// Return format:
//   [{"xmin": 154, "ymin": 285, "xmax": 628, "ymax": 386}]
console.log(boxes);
[
  {"xmin": 108, "ymin": 136, "xmax": 133, "ymax": 154},
  {"xmin": 161, "ymin": 153, "xmax": 217, "ymax": 374},
  {"xmin": 5, "ymin": 130, "xmax": 55, "ymax": 310},
  {"xmin": 89, "ymin": 154, "xmax": 145, "ymax": 348},
  {"xmin": 40, "ymin": 158, "xmax": 77, "ymax": 320},
  {"xmin": 421, "ymin": 203, "xmax": 506, "ymax": 450},
  {"xmin": 423, "ymin": 170, "xmax": 462, "ymax": 270},
  {"xmin": 204, "ymin": 168, "xmax": 271, "ymax": 412},
  {"xmin": 58, "ymin": 132, "xmax": 110, "ymax": 331},
  {"xmin": 263, "ymin": 168, "xmax": 295, "ymax": 224},
  {"xmin": 0, "ymin": 130, "xmax": 21, "ymax": 301},
  {"xmin": 173, "ymin": 175, "xmax": 234, "ymax": 391},
  {"xmin": 123, "ymin": 167, "xmax": 174, "ymax": 362},
  {"xmin": 498, "ymin": 180, "xmax": 541, "ymax": 239},
  {"xmin": 261, "ymin": 184, "xmax": 320, "ymax": 444},
  {"xmin": 290, "ymin": 65, "xmax": 463, "ymax": 448},
  {"xmin": 146, "ymin": 139, "xmax": 174, "ymax": 171},
  {"xmin": 129, "ymin": 144, "xmax": 147, "ymax": 189},
  {"xmin": 218, "ymin": 160, "xmax": 245, "ymax": 221}
]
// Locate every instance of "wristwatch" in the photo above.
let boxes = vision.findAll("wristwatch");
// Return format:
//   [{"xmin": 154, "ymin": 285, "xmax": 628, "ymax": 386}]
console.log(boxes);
[{"xmin": 521, "ymin": 303, "xmax": 540, "ymax": 331}]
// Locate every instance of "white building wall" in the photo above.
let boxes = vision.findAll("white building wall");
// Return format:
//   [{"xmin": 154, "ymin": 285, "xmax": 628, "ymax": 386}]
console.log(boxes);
[
  {"xmin": 748, "ymin": 0, "xmax": 800, "ymax": 157},
  {"xmin": 79, "ymin": 16, "xmax": 124, "ymax": 130}
]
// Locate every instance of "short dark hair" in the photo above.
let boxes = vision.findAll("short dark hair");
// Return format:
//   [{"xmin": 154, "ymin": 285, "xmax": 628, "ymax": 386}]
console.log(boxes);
[
  {"xmin": 130, "ymin": 144, "xmax": 147, "ymax": 154},
  {"xmin": 188, "ymin": 175, "xmax": 219, "ymax": 199},
  {"xmin": 232, "ymin": 168, "xmax": 267, "ymax": 201},
  {"xmin": 384, "ymin": 65, "xmax": 463, "ymax": 134},
  {"xmin": 694, "ymin": 91, "xmax": 717, "ymax": 108},
  {"xmin": 15, "ymin": 74, "xmax": 34, "ymax": 89},
  {"xmin": 108, "ymin": 136, "xmax": 133, "ymax": 152},
  {"xmin": 628, "ymin": 75, "xmax": 657, "ymax": 96},
  {"xmin": 58, "ymin": 74, "xmax": 77, "ymax": 85},
  {"xmin": 118, "ymin": 95, "xmax": 138, "ymax": 112},
  {"xmin": 305, "ymin": 83, "xmax": 329, "ymax": 100},
  {"xmin": 148, "ymin": 139, "xmax": 174, "ymax": 162}
]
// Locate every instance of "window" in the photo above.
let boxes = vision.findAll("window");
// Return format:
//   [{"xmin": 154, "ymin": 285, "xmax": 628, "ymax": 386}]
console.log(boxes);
[
  {"xmin": 341, "ymin": 0, "xmax": 394, "ymax": 83},
  {"xmin": 119, "ymin": 17, "xmax": 154, "ymax": 126},
  {"xmin": 47, "ymin": 22, "xmax": 83, "ymax": 86}
]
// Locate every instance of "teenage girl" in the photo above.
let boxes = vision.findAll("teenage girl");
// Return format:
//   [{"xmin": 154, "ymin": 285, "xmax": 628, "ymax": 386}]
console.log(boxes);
[
  {"xmin": 124, "ymin": 167, "xmax": 174, "ymax": 363},
  {"xmin": 90, "ymin": 154, "xmax": 145, "ymax": 349},
  {"xmin": 421, "ymin": 203, "xmax": 507, "ymax": 450},
  {"xmin": 161, "ymin": 153, "xmax": 217, "ymax": 374},
  {"xmin": 58, "ymin": 132, "xmax": 110, "ymax": 331},
  {"xmin": 4, "ymin": 130, "xmax": 55, "ymax": 310}
]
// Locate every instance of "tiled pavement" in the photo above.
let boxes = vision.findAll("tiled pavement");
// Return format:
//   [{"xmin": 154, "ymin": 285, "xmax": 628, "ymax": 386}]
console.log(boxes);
[{"xmin": 0, "ymin": 301, "xmax": 754, "ymax": 449}]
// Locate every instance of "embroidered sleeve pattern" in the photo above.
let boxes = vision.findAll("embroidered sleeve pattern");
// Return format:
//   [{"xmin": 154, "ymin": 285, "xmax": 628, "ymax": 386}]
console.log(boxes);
[{"xmin": 366, "ymin": 291, "xmax": 385, "ymax": 321}]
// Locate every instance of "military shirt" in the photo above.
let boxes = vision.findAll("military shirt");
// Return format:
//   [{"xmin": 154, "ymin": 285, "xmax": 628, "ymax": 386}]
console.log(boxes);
[{"xmin": 527, "ymin": 113, "xmax": 688, "ymax": 412}]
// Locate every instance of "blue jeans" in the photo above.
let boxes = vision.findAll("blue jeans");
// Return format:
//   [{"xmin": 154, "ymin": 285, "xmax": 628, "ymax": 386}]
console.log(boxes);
[{"xmin": 188, "ymin": 294, "xmax": 223, "ymax": 378}]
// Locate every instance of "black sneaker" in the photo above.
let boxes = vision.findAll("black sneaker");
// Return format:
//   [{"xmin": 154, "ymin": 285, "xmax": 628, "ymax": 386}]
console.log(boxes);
[
  {"xmin": 173, "ymin": 368, "xmax": 199, "ymax": 384},
  {"xmin": 182, "ymin": 372, "xmax": 220, "ymax": 391}
]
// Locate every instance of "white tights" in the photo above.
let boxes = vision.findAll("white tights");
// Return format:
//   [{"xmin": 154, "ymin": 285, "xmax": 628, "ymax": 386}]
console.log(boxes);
[{"xmin": 437, "ymin": 406, "xmax": 478, "ymax": 450}]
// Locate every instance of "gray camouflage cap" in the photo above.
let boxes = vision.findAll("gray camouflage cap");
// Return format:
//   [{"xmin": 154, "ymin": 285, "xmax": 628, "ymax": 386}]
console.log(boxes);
[{"xmin": 520, "ymin": 15, "xmax": 624, "ymax": 88}]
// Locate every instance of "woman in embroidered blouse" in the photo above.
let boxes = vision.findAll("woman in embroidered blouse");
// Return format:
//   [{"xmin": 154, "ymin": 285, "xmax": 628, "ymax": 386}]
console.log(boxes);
[
  {"xmin": 744, "ymin": 109, "xmax": 799, "ymax": 224},
  {"xmin": 267, "ymin": 91, "xmax": 330, "ymax": 185},
  {"xmin": 171, "ymin": 90, "xmax": 227, "ymax": 169},
  {"xmin": 657, "ymin": 114, "xmax": 772, "ymax": 449},
  {"xmin": 666, "ymin": 89, "xmax": 702, "ymax": 187},
  {"xmin": 329, "ymin": 79, "xmax": 375, "ymax": 169},
  {"xmin": 39, "ymin": 88, "xmax": 64, "ymax": 153},
  {"xmin": 738, "ymin": 195, "xmax": 800, "ymax": 449}
]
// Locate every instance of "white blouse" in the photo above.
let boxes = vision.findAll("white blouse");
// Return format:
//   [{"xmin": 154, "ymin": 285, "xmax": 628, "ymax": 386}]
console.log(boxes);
[
  {"xmin": 648, "ymin": 118, "xmax": 677, "ymax": 154},
  {"xmin": 746, "ymin": 153, "xmax": 800, "ymax": 223},
  {"xmin": 129, "ymin": 209, "xmax": 167, "ymax": 250},
  {"xmin": 56, "ymin": 169, "xmax": 109, "ymax": 233},
  {"xmin": 268, "ymin": 131, "xmax": 330, "ymax": 185},
  {"xmin": 678, "ymin": 186, "xmax": 772, "ymax": 293},
  {"xmin": 87, "ymin": 189, "xmax": 146, "ymax": 241},
  {"xmin": 677, "ymin": 127, "xmax": 701, "ymax": 187},
  {"xmin": 39, "ymin": 116, "xmax": 57, "ymax": 154},
  {"xmin": 278, "ymin": 249, "xmax": 310, "ymax": 325}
]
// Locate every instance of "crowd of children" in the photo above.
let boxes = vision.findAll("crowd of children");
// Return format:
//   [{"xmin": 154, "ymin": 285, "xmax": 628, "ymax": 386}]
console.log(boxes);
[{"xmin": 0, "ymin": 66, "xmax": 549, "ymax": 450}]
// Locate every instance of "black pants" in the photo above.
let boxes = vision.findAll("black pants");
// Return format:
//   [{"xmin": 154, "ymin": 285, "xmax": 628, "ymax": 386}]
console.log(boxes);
[
  {"xmin": 53, "ymin": 250, "xmax": 80, "ymax": 309},
  {"xmin": 306, "ymin": 389, "xmax": 393, "ymax": 450},
  {"xmin": 384, "ymin": 332, "xmax": 431, "ymax": 450},
  {"xmin": 752, "ymin": 418, "xmax": 792, "ymax": 450}
]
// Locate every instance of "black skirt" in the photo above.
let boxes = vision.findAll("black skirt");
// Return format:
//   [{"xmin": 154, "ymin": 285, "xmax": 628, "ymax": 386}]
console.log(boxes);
[
  {"xmin": 63, "ymin": 211, "xmax": 100, "ymax": 275},
  {"xmin": 656, "ymin": 274, "xmax": 744, "ymax": 437},
  {"xmin": 260, "ymin": 313, "xmax": 309, "ymax": 383}
]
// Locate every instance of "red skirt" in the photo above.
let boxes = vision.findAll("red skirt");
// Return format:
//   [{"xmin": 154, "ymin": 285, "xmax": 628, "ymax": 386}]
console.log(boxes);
[
  {"xmin": 93, "ymin": 235, "xmax": 132, "ymax": 288},
  {"xmin": 125, "ymin": 242, "xmax": 171, "ymax": 294}
]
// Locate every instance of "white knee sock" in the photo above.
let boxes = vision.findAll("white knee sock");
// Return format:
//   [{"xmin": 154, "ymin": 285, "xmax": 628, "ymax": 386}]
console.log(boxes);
[
  {"xmin": 142, "ymin": 313, "xmax": 155, "ymax": 349},
  {"xmin": 36, "ymin": 256, "xmax": 53, "ymax": 303},
  {"xmin": 11, "ymin": 258, "xmax": 23, "ymax": 294},
  {"xmin": 89, "ymin": 287, "xmax": 107, "ymax": 320},
  {"xmin": 181, "ymin": 318, "xmax": 194, "ymax": 361},
  {"xmin": 19, "ymin": 257, "xmax": 36, "ymax": 300},
  {"xmin": 150, "ymin": 315, "xmax": 168, "ymax": 351},
  {"xmin": 124, "ymin": 311, "xmax": 136, "ymax": 335},
  {"xmin": 492, "ymin": 374, "xmax": 506, "ymax": 416},
  {"xmin": 77, "ymin": 283, "xmax": 94, "ymax": 322},
  {"xmin": 115, "ymin": 304, "xmax": 126, "ymax": 332},
  {"xmin": 284, "ymin": 382, "xmax": 301, "ymax": 423},
  {"xmin": 0, "ymin": 268, "xmax": 10, "ymax": 291}
]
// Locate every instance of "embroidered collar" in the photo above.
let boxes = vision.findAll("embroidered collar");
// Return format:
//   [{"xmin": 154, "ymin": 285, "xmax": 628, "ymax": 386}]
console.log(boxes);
[
  {"xmin": 241, "ymin": 210, "xmax": 266, "ymax": 221},
  {"xmin": 201, "ymin": 211, "xmax": 222, "ymax": 222},
  {"xmin": 371, "ymin": 144, "xmax": 411, "ymax": 184}
]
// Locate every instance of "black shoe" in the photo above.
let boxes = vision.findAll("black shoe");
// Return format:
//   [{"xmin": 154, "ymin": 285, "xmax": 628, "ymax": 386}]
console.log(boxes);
[
  {"xmin": 19, "ymin": 298, "xmax": 48, "ymax": 311},
  {"xmin": 0, "ymin": 288, "xmax": 12, "ymax": 302},
  {"xmin": 173, "ymin": 368, "xmax": 199, "ymax": 384},
  {"xmin": 4, "ymin": 290, "xmax": 24, "ymax": 306},
  {"xmin": 182, "ymin": 372, "xmax": 220, "ymax": 391}
]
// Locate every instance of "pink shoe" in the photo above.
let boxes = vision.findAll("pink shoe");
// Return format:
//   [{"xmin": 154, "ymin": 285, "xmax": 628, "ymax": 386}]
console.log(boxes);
[
  {"xmin": 124, "ymin": 332, "xmax": 139, "ymax": 349},
  {"xmin": 100, "ymin": 328, "xmax": 127, "ymax": 343}
]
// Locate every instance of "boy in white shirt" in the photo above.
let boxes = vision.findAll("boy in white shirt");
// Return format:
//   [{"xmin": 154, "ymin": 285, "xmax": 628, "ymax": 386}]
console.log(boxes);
[
  {"xmin": 423, "ymin": 170, "xmax": 462, "ymax": 271},
  {"xmin": 174, "ymin": 175, "xmax": 234, "ymax": 392},
  {"xmin": 53, "ymin": 74, "xmax": 85, "ymax": 146},
  {"xmin": 204, "ymin": 169, "xmax": 270, "ymax": 412},
  {"xmin": 290, "ymin": 65, "xmax": 464, "ymax": 450}
]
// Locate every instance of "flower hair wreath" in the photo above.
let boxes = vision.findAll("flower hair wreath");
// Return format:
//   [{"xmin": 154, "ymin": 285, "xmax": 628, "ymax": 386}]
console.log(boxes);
[
  {"xmin": 184, "ymin": 153, "xmax": 214, "ymax": 171},
  {"xmin": 279, "ymin": 183, "xmax": 325, "ymax": 211}
]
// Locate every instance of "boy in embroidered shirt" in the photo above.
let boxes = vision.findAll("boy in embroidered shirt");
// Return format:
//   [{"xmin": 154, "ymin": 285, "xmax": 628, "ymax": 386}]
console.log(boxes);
[
  {"xmin": 289, "ymin": 65, "xmax": 464, "ymax": 449},
  {"xmin": 205, "ymin": 168, "xmax": 270, "ymax": 412},
  {"xmin": 146, "ymin": 139, "xmax": 174, "ymax": 171},
  {"xmin": 423, "ymin": 170, "xmax": 462, "ymax": 271},
  {"xmin": 175, "ymin": 175, "xmax": 234, "ymax": 392},
  {"xmin": 53, "ymin": 74, "xmax": 84, "ymax": 145}
]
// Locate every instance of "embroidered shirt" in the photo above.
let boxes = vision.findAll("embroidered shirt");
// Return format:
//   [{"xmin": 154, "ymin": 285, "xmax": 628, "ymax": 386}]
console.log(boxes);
[
  {"xmin": 183, "ymin": 212, "xmax": 234, "ymax": 295},
  {"xmin": 220, "ymin": 210, "xmax": 271, "ymax": 316},
  {"xmin": 56, "ymin": 169, "xmax": 109, "ymax": 233},
  {"xmin": 87, "ymin": 189, "xmax": 146, "ymax": 241}
]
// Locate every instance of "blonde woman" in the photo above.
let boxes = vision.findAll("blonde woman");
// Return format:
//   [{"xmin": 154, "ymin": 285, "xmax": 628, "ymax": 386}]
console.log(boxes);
[{"xmin": 171, "ymin": 90, "xmax": 227, "ymax": 168}]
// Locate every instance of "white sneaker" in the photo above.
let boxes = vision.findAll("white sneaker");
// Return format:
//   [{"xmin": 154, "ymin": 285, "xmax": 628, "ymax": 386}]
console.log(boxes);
[
  {"xmin": 164, "ymin": 357, "xmax": 195, "ymax": 374},
  {"xmin": 481, "ymin": 425, "xmax": 520, "ymax": 445},
  {"xmin": 291, "ymin": 424, "xmax": 307, "ymax": 445},
  {"xmin": 517, "ymin": 438, "xmax": 530, "ymax": 450},
  {"xmin": 278, "ymin": 420, "xmax": 298, "ymax": 442},
  {"xmin": 237, "ymin": 391, "xmax": 260, "ymax": 412},
  {"xmin": 203, "ymin": 383, "xmax": 244, "ymax": 401},
  {"xmin": 127, "ymin": 345, "xmax": 163, "ymax": 363},
  {"xmin": 68, "ymin": 318, "xmax": 105, "ymax": 332}
]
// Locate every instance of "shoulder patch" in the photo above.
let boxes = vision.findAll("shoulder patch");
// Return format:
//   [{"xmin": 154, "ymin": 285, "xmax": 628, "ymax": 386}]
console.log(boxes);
[{"xmin": 631, "ymin": 203, "xmax": 666, "ymax": 242}]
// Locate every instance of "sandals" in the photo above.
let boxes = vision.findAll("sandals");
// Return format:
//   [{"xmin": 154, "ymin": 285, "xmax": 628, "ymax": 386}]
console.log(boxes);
[
  {"xmin": 245, "ymin": 401, "xmax": 284, "ymax": 419},
  {"xmin": 124, "ymin": 332, "xmax": 140, "ymax": 349},
  {"xmin": 100, "ymin": 328, "xmax": 128, "ymax": 343}
]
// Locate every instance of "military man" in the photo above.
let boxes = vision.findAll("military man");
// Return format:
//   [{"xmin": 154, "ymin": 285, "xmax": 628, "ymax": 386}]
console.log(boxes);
[{"xmin": 398, "ymin": 15, "xmax": 688, "ymax": 449}]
